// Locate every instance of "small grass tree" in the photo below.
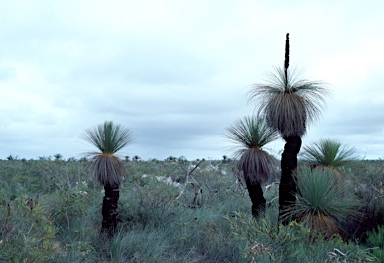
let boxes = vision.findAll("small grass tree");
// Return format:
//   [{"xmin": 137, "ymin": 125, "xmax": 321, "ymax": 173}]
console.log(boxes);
[
  {"xmin": 226, "ymin": 115, "xmax": 279, "ymax": 217},
  {"xmin": 53, "ymin": 153, "xmax": 63, "ymax": 161},
  {"xmin": 248, "ymin": 33, "xmax": 329, "ymax": 224},
  {"xmin": 281, "ymin": 166, "xmax": 360, "ymax": 239},
  {"xmin": 301, "ymin": 138, "xmax": 358, "ymax": 182},
  {"xmin": 82, "ymin": 121, "xmax": 132, "ymax": 238}
]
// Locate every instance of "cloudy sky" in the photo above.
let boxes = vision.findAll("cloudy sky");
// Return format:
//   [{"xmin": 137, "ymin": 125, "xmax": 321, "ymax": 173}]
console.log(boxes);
[{"xmin": 1, "ymin": 0, "xmax": 383, "ymax": 161}]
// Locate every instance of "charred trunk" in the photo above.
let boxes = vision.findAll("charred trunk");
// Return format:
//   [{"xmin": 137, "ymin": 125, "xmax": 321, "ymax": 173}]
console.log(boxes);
[
  {"xmin": 279, "ymin": 135, "xmax": 301, "ymax": 224},
  {"xmin": 245, "ymin": 179, "xmax": 266, "ymax": 218},
  {"xmin": 101, "ymin": 183, "xmax": 120, "ymax": 238}
]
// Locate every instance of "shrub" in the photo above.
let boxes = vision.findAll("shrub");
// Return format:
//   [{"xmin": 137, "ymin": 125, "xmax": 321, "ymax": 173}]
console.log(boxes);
[
  {"xmin": 0, "ymin": 197, "xmax": 58, "ymax": 262},
  {"xmin": 366, "ymin": 225, "xmax": 384, "ymax": 261}
]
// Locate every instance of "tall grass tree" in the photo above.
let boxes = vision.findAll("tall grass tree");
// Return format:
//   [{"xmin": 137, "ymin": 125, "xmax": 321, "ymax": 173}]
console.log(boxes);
[
  {"xmin": 301, "ymin": 138, "xmax": 358, "ymax": 182},
  {"xmin": 248, "ymin": 33, "xmax": 329, "ymax": 224},
  {"xmin": 226, "ymin": 115, "xmax": 279, "ymax": 217},
  {"xmin": 82, "ymin": 121, "xmax": 132, "ymax": 238}
]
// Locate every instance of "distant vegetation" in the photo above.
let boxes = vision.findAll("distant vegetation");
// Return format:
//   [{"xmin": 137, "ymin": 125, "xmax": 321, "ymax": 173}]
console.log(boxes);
[{"xmin": 1, "ymin": 158, "xmax": 383, "ymax": 262}]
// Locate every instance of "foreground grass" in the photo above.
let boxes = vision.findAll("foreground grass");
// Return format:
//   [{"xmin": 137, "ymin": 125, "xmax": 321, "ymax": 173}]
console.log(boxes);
[{"xmin": 0, "ymin": 158, "xmax": 383, "ymax": 262}]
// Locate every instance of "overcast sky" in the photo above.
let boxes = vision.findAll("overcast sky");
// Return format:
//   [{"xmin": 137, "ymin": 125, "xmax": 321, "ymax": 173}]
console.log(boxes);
[{"xmin": 1, "ymin": 0, "xmax": 383, "ymax": 161}]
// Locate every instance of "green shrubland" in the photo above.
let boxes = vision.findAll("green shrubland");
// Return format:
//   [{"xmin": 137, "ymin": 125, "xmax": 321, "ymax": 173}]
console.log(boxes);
[{"xmin": 0, "ymin": 158, "xmax": 383, "ymax": 262}]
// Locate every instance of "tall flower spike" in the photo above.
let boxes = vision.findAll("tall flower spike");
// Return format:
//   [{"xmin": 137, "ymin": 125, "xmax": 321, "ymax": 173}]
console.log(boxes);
[
  {"xmin": 284, "ymin": 33, "xmax": 290, "ymax": 84},
  {"xmin": 285, "ymin": 33, "xmax": 290, "ymax": 70}
]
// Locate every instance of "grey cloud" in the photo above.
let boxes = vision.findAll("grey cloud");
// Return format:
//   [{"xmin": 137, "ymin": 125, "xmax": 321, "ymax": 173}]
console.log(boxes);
[{"xmin": 1, "ymin": 1, "xmax": 384, "ymax": 161}]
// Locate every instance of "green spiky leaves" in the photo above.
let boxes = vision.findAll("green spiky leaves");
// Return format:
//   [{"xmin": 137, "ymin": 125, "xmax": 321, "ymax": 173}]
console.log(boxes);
[
  {"xmin": 281, "ymin": 166, "xmax": 360, "ymax": 237},
  {"xmin": 249, "ymin": 33, "xmax": 329, "ymax": 139},
  {"xmin": 83, "ymin": 121, "xmax": 132, "ymax": 154},
  {"xmin": 225, "ymin": 116, "xmax": 279, "ymax": 183},
  {"xmin": 82, "ymin": 121, "xmax": 132, "ymax": 186},
  {"xmin": 301, "ymin": 138, "xmax": 358, "ymax": 169},
  {"xmin": 248, "ymin": 67, "xmax": 329, "ymax": 139}
]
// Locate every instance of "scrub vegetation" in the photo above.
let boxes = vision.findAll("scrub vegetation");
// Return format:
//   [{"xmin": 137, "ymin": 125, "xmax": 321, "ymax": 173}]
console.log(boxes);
[{"xmin": 1, "ymin": 157, "xmax": 383, "ymax": 262}]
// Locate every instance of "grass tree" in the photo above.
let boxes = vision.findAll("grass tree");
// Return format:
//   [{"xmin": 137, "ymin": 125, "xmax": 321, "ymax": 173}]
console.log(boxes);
[
  {"xmin": 226, "ymin": 115, "xmax": 279, "ymax": 217},
  {"xmin": 248, "ymin": 33, "xmax": 329, "ymax": 224},
  {"xmin": 53, "ymin": 153, "xmax": 63, "ymax": 161},
  {"xmin": 301, "ymin": 138, "xmax": 358, "ymax": 182},
  {"xmin": 82, "ymin": 121, "xmax": 132, "ymax": 238},
  {"xmin": 282, "ymin": 166, "xmax": 360, "ymax": 239}
]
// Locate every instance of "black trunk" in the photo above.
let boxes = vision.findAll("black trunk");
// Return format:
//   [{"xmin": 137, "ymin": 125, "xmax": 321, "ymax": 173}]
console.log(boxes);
[
  {"xmin": 101, "ymin": 183, "xmax": 120, "ymax": 238},
  {"xmin": 279, "ymin": 135, "xmax": 301, "ymax": 224},
  {"xmin": 245, "ymin": 179, "xmax": 266, "ymax": 218}
]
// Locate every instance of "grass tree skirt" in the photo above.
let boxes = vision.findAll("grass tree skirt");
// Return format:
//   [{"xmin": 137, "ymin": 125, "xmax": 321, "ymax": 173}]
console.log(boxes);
[
  {"xmin": 101, "ymin": 183, "xmax": 120, "ymax": 238},
  {"xmin": 279, "ymin": 135, "xmax": 302, "ymax": 224}
]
